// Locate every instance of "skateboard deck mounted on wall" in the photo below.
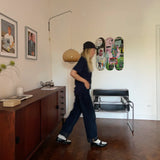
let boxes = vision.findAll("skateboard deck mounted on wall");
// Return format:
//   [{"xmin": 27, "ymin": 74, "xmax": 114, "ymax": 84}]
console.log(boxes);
[
  {"xmin": 114, "ymin": 37, "xmax": 124, "ymax": 71},
  {"xmin": 95, "ymin": 37, "xmax": 106, "ymax": 71},
  {"xmin": 105, "ymin": 37, "xmax": 115, "ymax": 71}
]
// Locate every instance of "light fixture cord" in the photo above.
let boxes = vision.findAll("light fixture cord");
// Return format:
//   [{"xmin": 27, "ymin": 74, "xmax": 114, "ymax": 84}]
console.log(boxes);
[{"xmin": 70, "ymin": 12, "xmax": 72, "ymax": 49}]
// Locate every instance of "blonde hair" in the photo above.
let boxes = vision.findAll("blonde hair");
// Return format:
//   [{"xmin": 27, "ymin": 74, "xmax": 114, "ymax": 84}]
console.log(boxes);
[{"xmin": 81, "ymin": 49, "xmax": 93, "ymax": 72}]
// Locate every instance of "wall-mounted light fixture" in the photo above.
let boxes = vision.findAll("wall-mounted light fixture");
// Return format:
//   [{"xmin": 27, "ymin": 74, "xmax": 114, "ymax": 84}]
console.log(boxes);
[
  {"xmin": 63, "ymin": 49, "xmax": 80, "ymax": 62},
  {"xmin": 48, "ymin": 10, "xmax": 80, "ymax": 62},
  {"xmin": 48, "ymin": 10, "xmax": 72, "ymax": 32}
]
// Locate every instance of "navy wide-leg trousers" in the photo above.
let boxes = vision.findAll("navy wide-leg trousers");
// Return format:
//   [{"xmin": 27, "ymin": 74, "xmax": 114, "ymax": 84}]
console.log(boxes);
[{"xmin": 59, "ymin": 92, "xmax": 97, "ymax": 142}]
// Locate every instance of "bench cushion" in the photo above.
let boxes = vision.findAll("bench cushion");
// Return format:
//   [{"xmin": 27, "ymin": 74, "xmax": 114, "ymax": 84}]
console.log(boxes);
[{"xmin": 93, "ymin": 89, "xmax": 129, "ymax": 96}]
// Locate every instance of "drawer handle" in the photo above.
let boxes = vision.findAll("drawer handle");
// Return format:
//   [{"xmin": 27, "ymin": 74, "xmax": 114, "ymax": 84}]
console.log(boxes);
[{"xmin": 61, "ymin": 102, "xmax": 64, "ymax": 104}]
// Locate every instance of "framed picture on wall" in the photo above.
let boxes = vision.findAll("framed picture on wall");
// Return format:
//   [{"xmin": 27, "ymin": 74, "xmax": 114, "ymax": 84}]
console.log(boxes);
[
  {"xmin": 25, "ymin": 26, "xmax": 37, "ymax": 60},
  {"xmin": 0, "ymin": 13, "xmax": 18, "ymax": 58}
]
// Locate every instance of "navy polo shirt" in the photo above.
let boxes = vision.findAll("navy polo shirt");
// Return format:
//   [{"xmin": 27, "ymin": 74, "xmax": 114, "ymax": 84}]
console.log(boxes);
[{"xmin": 73, "ymin": 56, "xmax": 92, "ymax": 95}]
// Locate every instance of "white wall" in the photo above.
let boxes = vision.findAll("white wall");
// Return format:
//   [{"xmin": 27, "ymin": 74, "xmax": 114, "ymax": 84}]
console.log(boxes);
[
  {"xmin": 0, "ymin": 0, "xmax": 52, "ymax": 98},
  {"xmin": 50, "ymin": 0, "xmax": 160, "ymax": 120}
]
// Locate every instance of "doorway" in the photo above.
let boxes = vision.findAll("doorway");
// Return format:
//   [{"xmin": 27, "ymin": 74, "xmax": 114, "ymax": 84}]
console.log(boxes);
[{"xmin": 156, "ymin": 25, "xmax": 160, "ymax": 120}]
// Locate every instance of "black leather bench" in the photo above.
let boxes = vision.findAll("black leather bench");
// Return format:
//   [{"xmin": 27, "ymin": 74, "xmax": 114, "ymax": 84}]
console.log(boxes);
[{"xmin": 93, "ymin": 89, "xmax": 134, "ymax": 133}]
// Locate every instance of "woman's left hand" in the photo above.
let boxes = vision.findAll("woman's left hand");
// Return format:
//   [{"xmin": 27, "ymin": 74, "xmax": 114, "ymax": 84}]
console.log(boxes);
[{"xmin": 84, "ymin": 80, "xmax": 90, "ymax": 89}]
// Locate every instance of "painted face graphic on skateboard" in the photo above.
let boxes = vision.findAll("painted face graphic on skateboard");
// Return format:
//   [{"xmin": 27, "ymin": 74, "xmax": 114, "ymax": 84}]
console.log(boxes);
[
  {"xmin": 105, "ymin": 37, "xmax": 115, "ymax": 71},
  {"xmin": 114, "ymin": 37, "xmax": 124, "ymax": 71},
  {"xmin": 95, "ymin": 37, "xmax": 106, "ymax": 71}
]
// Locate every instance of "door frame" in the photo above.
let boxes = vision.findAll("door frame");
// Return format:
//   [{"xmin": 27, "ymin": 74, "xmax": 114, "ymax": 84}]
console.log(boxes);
[{"xmin": 156, "ymin": 25, "xmax": 160, "ymax": 120}]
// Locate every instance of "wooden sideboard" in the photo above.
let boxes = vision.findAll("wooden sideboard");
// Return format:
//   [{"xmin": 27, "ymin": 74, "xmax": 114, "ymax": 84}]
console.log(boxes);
[{"xmin": 0, "ymin": 86, "xmax": 66, "ymax": 160}]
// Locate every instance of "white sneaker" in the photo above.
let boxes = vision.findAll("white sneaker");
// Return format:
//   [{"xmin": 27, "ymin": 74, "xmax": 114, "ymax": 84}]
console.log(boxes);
[
  {"xmin": 91, "ymin": 138, "xmax": 107, "ymax": 147},
  {"xmin": 56, "ymin": 134, "xmax": 71, "ymax": 144}
]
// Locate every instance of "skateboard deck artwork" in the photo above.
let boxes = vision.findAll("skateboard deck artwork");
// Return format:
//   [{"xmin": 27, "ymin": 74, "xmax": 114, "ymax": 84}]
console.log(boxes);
[
  {"xmin": 95, "ymin": 37, "xmax": 106, "ymax": 71},
  {"xmin": 114, "ymin": 37, "xmax": 124, "ymax": 71},
  {"xmin": 105, "ymin": 37, "xmax": 115, "ymax": 71}
]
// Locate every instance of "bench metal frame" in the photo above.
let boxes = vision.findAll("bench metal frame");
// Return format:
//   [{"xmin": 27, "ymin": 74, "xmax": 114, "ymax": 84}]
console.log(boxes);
[{"xmin": 93, "ymin": 89, "xmax": 134, "ymax": 134}]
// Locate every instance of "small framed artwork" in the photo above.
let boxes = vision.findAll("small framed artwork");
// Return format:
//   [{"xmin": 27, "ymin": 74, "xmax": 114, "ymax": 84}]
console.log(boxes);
[
  {"xmin": 0, "ymin": 13, "xmax": 18, "ymax": 58},
  {"xmin": 25, "ymin": 26, "xmax": 37, "ymax": 60}
]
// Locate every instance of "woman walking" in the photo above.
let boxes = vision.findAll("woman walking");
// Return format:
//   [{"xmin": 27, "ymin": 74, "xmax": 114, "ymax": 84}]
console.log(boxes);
[{"xmin": 56, "ymin": 41, "xmax": 107, "ymax": 147}]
